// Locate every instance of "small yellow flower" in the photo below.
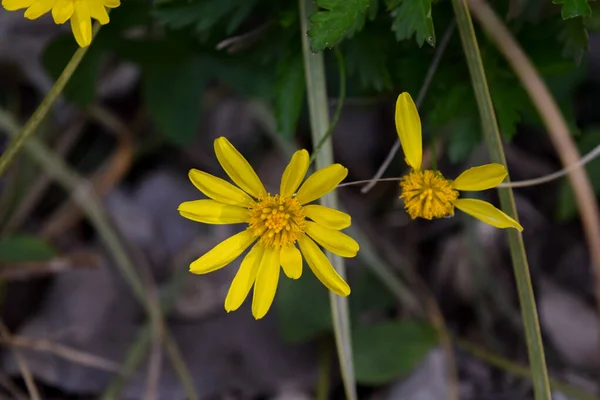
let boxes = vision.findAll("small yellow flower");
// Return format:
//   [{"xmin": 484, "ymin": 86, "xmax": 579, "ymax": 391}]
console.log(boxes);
[
  {"xmin": 395, "ymin": 92, "xmax": 523, "ymax": 231},
  {"xmin": 2, "ymin": 0, "xmax": 120, "ymax": 47},
  {"xmin": 179, "ymin": 137, "xmax": 359, "ymax": 319}
]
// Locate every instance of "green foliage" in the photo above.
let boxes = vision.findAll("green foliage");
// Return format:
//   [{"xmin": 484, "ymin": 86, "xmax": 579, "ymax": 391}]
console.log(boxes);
[
  {"xmin": 559, "ymin": 18, "xmax": 589, "ymax": 65},
  {"xmin": 307, "ymin": 0, "xmax": 371, "ymax": 52},
  {"xmin": 0, "ymin": 235, "xmax": 56, "ymax": 263},
  {"xmin": 386, "ymin": 0, "xmax": 435, "ymax": 46},
  {"xmin": 557, "ymin": 128, "xmax": 600, "ymax": 221},
  {"xmin": 353, "ymin": 321, "xmax": 438, "ymax": 384},
  {"xmin": 153, "ymin": 0, "xmax": 261, "ymax": 35},
  {"xmin": 275, "ymin": 54, "xmax": 306, "ymax": 139},
  {"xmin": 553, "ymin": 0, "xmax": 593, "ymax": 19}
]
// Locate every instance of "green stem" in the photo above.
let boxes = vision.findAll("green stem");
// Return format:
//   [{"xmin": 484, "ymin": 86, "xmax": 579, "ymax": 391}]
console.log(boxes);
[
  {"xmin": 0, "ymin": 23, "xmax": 102, "ymax": 178},
  {"xmin": 309, "ymin": 46, "xmax": 347, "ymax": 165},
  {"xmin": 299, "ymin": 1, "xmax": 356, "ymax": 399},
  {"xmin": 450, "ymin": 1, "xmax": 551, "ymax": 399}
]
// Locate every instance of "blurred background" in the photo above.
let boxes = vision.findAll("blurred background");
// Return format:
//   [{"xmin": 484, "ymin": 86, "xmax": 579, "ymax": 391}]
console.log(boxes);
[{"xmin": 0, "ymin": 0, "xmax": 600, "ymax": 399}]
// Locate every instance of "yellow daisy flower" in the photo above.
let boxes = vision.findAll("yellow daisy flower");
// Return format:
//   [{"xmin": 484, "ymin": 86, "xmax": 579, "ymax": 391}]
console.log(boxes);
[
  {"xmin": 2, "ymin": 0, "xmax": 120, "ymax": 47},
  {"xmin": 178, "ymin": 137, "xmax": 359, "ymax": 319},
  {"xmin": 395, "ymin": 92, "xmax": 523, "ymax": 231}
]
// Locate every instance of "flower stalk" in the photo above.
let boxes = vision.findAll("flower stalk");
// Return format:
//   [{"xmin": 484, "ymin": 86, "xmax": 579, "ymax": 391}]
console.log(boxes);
[
  {"xmin": 299, "ymin": 0, "xmax": 357, "ymax": 399},
  {"xmin": 451, "ymin": 0, "xmax": 551, "ymax": 398}
]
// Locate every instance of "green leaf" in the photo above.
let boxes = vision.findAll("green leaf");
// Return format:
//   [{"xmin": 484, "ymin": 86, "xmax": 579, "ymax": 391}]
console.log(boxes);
[
  {"xmin": 140, "ymin": 47, "xmax": 206, "ymax": 147},
  {"xmin": 349, "ymin": 269, "xmax": 396, "ymax": 315},
  {"xmin": 557, "ymin": 127, "xmax": 600, "ymax": 221},
  {"xmin": 307, "ymin": 0, "xmax": 371, "ymax": 52},
  {"xmin": 276, "ymin": 268, "xmax": 332, "ymax": 343},
  {"xmin": 559, "ymin": 17, "xmax": 589, "ymax": 65},
  {"xmin": 43, "ymin": 35, "xmax": 102, "ymax": 107},
  {"xmin": 386, "ymin": 0, "xmax": 436, "ymax": 46},
  {"xmin": 353, "ymin": 321, "xmax": 438, "ymax": 384},
  {"xmin": 153, "ymin": 0, "xmax": 260, "ymax": 35},
  {"xmin": 0, "ymin": 235, "xmax": 56, "ymax": 263},
  {"xmin": 553, "ymin": 0, "xmax": 592, "ymax": 19},
  {"xmin": 275, "ymin": 55, "xmax": 305, "ymax": 139},
  {"xmin": 345, "ymin": 30, "xmax": 393, "ymax": 91}
]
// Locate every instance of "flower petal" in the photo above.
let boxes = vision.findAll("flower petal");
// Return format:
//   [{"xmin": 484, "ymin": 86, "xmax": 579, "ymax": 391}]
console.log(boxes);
[
  {"xmin": 214, "ymin": 137, "xmax": 267, "ymax": 199},
  {"xmin": 23, "ymin": 0, "xmax": 52, "ymax": 19},
  {"xmin": 2, "ymin": 0, "xmax": 34, "ymax": 11},
  {"xmin": 225, "ymin": 244, "xmax": 264, "ymax": 312},
  {"xmin": 395, "ymin": 92, "xmax": 422, "ymax": 171},
  {"xmin": 188, "ymin": 169, "xmax": 255, "ymax": 208},
  {"xmin": 295, "ymin": 164, "xmax": 348, "ymax": 205},
  {"xmin": 455, "ymin": 198, "xmax": 523, "ymax": 231},
  {"xmin": 252, "ymin": 246, "xmax": 280, "ymax": 319},
  {"xmin": 280, "ymin": 245, "xmax": 302, "ymax": 279},
  {"xmin": 189, "ymin": 230, "xmax": 256, "ymax": 274},
  {"xmin": 70, "ymin": 0, "xmax": 92, "ymax": 47},
  {"xmin": 452, "ymin": 163, "xmax": 508, "ymax": 191},
  {"xmin": 303, "ymin": 204, "xmax": 351, "ymax": 230},
  {"xmin": 298, "ymin": 234, "xmax": 350, "ymax": 297},
  {"xmin": 103, "ymin": 0, "xmax": 119, "ymax": 8},
  {"xmin": 52, "ymin": 0, "xmax": 74, "ymax": 24},
  {"xmin": 178, "ymin": 200, "xmax": 249, "ymax": 224},
  {"xmin": 305, "ymin": 221, "xmax": 359, "ymax": 258},
  {"xmin": 280, "ymin": 149, "xmax": 310, "ymax": 197},
  {"xmin": 88, "ymin": 0, "xmax": 109, "ymax": 24}
]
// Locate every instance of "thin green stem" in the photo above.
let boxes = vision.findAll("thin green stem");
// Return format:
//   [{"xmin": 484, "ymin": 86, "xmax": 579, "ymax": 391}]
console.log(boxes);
[
  {"xmin": 299, "ymin": 1, "xmax": 356, "ymax": 399},
  {"xmin": 309, "ymin": 46, "xmax": 347, "ymax": 165},
  {"xmin": 0, "ymin": 23, "xmax": 102, "ymax": 177},
  {"xmin": 450, "ymin": 1, "xmax": 551, "ymax": 399}
]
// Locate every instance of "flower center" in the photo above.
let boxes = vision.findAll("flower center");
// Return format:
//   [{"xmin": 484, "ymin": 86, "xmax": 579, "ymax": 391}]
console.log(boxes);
[
  {"xmin": 400, "ymin": 169, "xmax": 459, "ymax": 220},
  {"xmin": 248, "ymin": 194, "xmax": 306, "ymax": 248}
]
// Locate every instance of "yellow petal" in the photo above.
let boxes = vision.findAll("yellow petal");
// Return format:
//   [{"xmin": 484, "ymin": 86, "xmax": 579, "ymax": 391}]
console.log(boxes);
[
  {"xmin": 452, "ymin": 163, "xmax": 508, "ymax": 191},
  {"xmin": 2, "ymin": 0, "xmax": 34, "ymax": 11},
  {"xmin": 395, "ymin": 92, "xmax": 422, "ymax": 170},
  {"xmin": 70, "ymin": 0, "xmax": 92, "ymax": 47},
  {"xmin": 189, "ymin": 230, "xmax": 255, "ymax": 274},
  {"xmin": 225, "ymin": 244, "xmax": 264, "ymax": 312},
  {"xmin": 298, "ymin": 234, "xmax": 350, "ymax": 297},
  {"xmin": 455, "ymin": 198, "xmax": 523, "ymax": 231},
  {"xmin": 178, "ymin": 200, "xmax": 249, "ymax": 224},
  {"xmin": 23, "ymin": 0, "xmax": 52, "ymax": 19},
  {"xmin": 305, "ymin": 221, "xmax": 359, "ymax": 258},
  {"xmin": 280, "ymin": 149, "xmax": 310, "ymax": 197},
  {"xmin": 51, "ymin": 0, "xmax": 73, "ymax": 24},
  {"xmin": 303, "ymin": 204, "xmax": 351, "ymax": 230},
  {"xmin": 103, "ymin": 0, "xmax": 118, "ymax": 8},
  {"xmin": 214, "ymin": 137, "xmax": 267, "ymax": 199},
  {"xmin": 280, "ymin": 245, "xmax": 302, "ymax": 279},
  {"xmin": 188, "ymin": 169, "xmax": 255, "ymax": 208},
  {"xmin": 251, "ymin": 246, "xmax": 280, "ymax": 319},
  {"xmin": 88, "ymin": 0, "xmax": 108, "ymax": 24},
  {"xmin": 295, "ymin": 164, "xmax": 348, "ymax": 205}
]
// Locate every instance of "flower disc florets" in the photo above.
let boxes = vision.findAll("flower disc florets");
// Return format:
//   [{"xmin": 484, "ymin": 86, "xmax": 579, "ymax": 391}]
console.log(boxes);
[
  {"xmin": 400, "ymin": 169, "xmax": 459, "ymax": 220},
  {"xmin": 248, "ymin": 194, "xmax": 306, "ymax": 248}
]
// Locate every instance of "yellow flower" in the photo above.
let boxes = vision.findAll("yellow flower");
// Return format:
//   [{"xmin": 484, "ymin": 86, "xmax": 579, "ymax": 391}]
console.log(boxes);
[
  {"xmin": 178, "ymin": 137, "xmax": 359, "ymax": 319},
  {"xmin": 395, "ymin": 92, "xmax": 523, "ymax": 231},
  {"xmin": 2, "ymin": 0, "xmax": 120, "ymax": 47}
]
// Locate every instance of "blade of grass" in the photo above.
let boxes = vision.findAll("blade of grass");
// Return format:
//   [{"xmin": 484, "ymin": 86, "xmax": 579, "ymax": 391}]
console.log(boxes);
[
  {"xmin": 450, "ymin": 1, "xmax": 551, "ymax": 398},
  {"xmin": 299, "ymin": 1, "xmax": 356, "ymax": 398},
  {"xmin": 468, "ymin": 0, "xmax": 600, "ymax": 357},
  {"xmin": 0, "ymin": 22, "xmax": 102, "ymax": 178}
]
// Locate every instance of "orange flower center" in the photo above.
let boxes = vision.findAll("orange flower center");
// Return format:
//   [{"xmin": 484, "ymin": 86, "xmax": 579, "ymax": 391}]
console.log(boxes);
[
  {"xmin": 248, "ymin": 194, "xmax": 306, "ymax": 248},
  {"xmin": 400, "ymin": 170, "xmax": 459, "ymax": 220}
]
